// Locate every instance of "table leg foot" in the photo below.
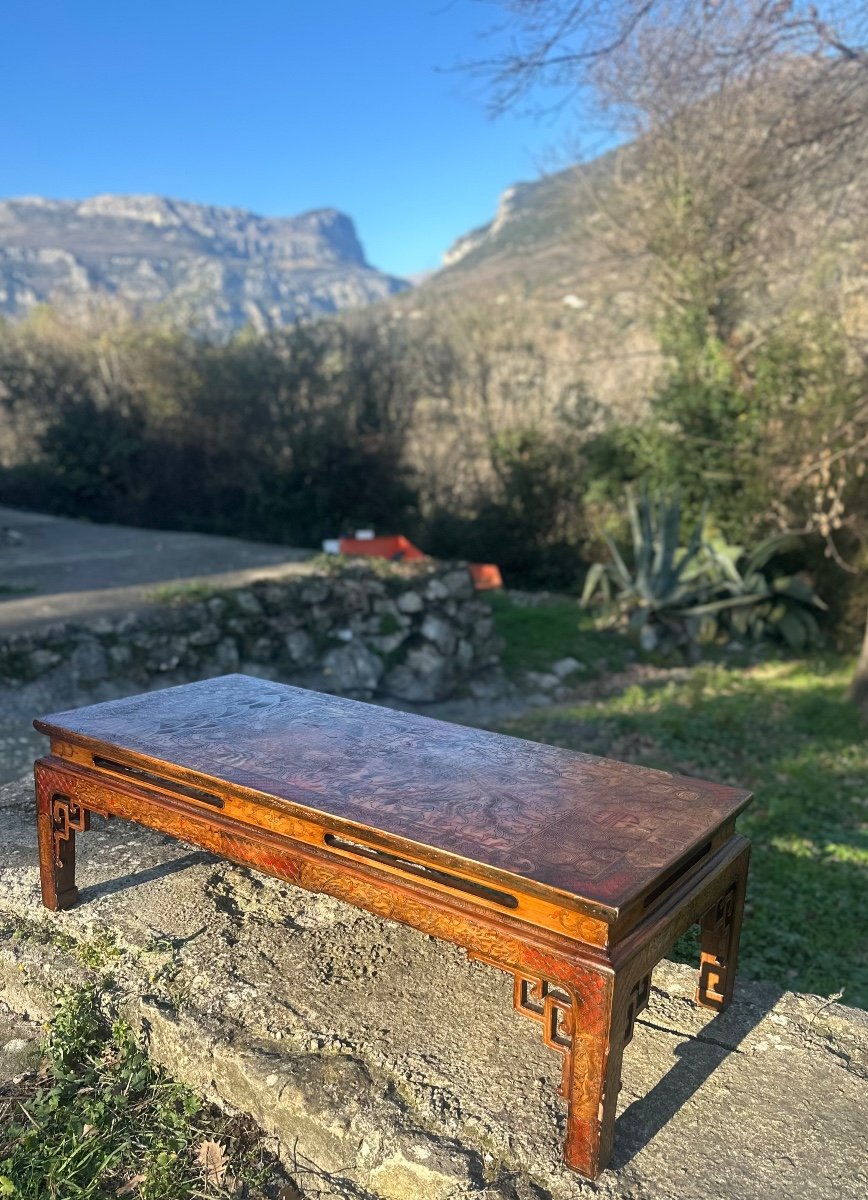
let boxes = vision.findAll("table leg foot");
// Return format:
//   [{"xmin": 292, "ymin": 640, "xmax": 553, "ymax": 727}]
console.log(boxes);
[
  {"xmin": 507, "ymin": 963, "xmax": 631, "ymax": 1180},
  {"xmin": 696, "ymin": 851, "xmax": 748, "ymax": 1012},
  {"xmin": 36, "ymin": 765, "xmax": 89, "ymax": 911},
  {"xmin": 560, "ymin": 965, "xmax": 629, "ymax": 1179}
]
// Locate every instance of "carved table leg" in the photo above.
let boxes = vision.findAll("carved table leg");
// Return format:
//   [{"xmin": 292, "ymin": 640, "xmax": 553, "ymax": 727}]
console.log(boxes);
[
  {"xmin": 696, "ymin": 849, "xmax": 749, "ymax": 1011},
  {"xmin": 35, "ymin": 767, "xmax": 89, "ymax": 911},
  {"xmin": 481, "ymin": 841, "xmax": 752, "ymax": 1176},
  {"xmin": 473, "ymin": 950, "xmax": 611, "ymax": 1178},
  {"xmin": 566, "ymin": 965, "xmax": 658, "ymax": 1176},
  {"xmin": 508, "ymin": 961, "xmax": 629, "ymax": 1178}
]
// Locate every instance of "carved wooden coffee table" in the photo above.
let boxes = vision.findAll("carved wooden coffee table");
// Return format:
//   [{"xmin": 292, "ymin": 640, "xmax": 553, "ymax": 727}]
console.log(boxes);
[{"xmin": 34, "ymin": 674, "xmax": 751, "ymax": 1179}]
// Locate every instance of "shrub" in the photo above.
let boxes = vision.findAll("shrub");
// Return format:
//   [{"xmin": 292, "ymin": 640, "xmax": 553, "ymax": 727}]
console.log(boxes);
[
  {"xmin": 422, "ymin": 426, "xmax": 589, "ymax": 588},
  {"xmin": 581, "ymin": 490, "xmax": 827, "ymax": 659}
]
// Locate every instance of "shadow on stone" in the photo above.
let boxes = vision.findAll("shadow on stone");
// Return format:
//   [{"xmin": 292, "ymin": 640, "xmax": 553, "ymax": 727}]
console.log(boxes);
[
  {"xmin": 78, "ymin": 849, "xmax": 215, "ymax": 903},
  {"xmin": 611, "ymin": 982, "xmax": 784, "ymax": 1169}
]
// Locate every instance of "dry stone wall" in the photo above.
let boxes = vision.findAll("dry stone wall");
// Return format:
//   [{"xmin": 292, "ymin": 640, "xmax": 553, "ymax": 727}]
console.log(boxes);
[{"xmin": 0, "ymin": 562, "xmax": 502, "ymax": 703}]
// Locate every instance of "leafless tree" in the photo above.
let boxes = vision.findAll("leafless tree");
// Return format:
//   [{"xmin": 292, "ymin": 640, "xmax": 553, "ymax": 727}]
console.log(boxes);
[
  {"xmin": 471, "ymin": 0, "xmax": 868, "ymax": 706},
  {"xmin": 474, "ymin": 2, "xmax": 868, "ymax": 329},
  {"xmin": 473, "ymin": 2, "xmax": 868, "ymax": 119}
]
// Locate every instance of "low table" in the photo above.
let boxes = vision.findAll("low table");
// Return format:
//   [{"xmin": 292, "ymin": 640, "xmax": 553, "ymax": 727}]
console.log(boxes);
[{"xmin": 33, "ymin": 674, "xmax": 751, "ymax": 1179}]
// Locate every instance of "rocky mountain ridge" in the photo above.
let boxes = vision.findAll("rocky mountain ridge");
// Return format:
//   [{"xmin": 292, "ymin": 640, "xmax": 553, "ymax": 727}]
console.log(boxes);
[
  {"xmin": 411, "ymin": 140, "xmax": 867, "ymax": 418},
  {"xmin": 0, "ymin": 194, "xmax": 408, "ymax": 333},
  {"xmin": 440, "ymin": 177, "xmax": 565, "ymax": 269}
]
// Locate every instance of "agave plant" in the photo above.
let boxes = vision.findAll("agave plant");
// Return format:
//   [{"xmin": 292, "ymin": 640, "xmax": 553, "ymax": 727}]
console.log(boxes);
[
  {"xmin": 700, "ymin": 535, "xmax": 828, "ymax": 649},
  {"xmin": 582, "ymin": 491, "xmax": 827, "ymax": 658},
  {"xmin": 581, "ymin": 490, "xmax": 715, "ymax": 658}
]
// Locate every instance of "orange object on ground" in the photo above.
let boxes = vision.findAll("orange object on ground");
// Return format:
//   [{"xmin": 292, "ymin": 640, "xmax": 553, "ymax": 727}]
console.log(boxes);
[
  {"xmin": 468, "ymin": 563, "xmax": 503, "ymax": 590},
  {"xmin": 338, "ymin": 535, "xmax": 427, "ymax": 562},
  {"xmin": 336, "ymin": 535, "xmax": 502, "ymax": 590}
]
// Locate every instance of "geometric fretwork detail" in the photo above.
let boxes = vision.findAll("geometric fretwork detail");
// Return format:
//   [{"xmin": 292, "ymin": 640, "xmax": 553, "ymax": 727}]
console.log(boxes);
[
  {"xmin": 52, "ymin": 795, "xmax": 89, "ymax": 867},
  {"xmin": 698, "ymin": 883, "xmax": 737, "ymax": 1010},
  {"xmin": 513, "ymin": 973, "xmax": 575, "ymax": 1096},
  {"xmin": 624, "ymin": 971, "xmax": 651, "ymax": 1044}
]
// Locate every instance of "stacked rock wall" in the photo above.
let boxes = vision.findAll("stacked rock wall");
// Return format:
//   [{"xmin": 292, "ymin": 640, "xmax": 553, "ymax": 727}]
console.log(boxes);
[{"xmin": 0, "ymin": 562, "xmax": 501, "ymax": 703}]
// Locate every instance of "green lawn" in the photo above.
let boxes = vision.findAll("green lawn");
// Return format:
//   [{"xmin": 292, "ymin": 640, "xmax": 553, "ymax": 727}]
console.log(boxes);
[
  {"xmin": 486, "ymin": 590, "xmax": 633, "ymax": 675},
  {"xmin": 488, "ymin": 594, "xmax": 868, "ymax": 1007}
]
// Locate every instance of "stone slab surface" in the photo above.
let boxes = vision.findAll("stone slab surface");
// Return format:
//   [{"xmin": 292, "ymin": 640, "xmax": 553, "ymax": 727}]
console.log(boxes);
[
  {"xmin": 1, "ymin": 772, "xmax": 866, "ymax": 1200},
  {"xmin": 0, "ymin": 1000, "xmax": 41, "ymax": 1081}
]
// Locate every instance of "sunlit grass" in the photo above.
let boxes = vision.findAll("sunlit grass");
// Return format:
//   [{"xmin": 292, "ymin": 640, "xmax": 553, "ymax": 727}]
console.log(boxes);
[
  {"xmin": 501, "ymin": 658, "xmax": 868, "ymax": 1006},
  {"xmin": 0, "ymin": 988, "xmax": 286, "ymax": 1199}
]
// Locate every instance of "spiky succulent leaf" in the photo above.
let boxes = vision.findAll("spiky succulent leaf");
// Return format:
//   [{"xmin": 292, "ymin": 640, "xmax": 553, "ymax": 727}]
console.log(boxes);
[
  {"xmin": 742, "ymin": 533, "xmax": 803, "ymax": 574},
  {"xmin": 777, "ymin": 608, "xmax": 808, "ymax": 649},
  {"xmin": 602, "ymin": 531, "xmax": 633, "ymax": 591},
  {"xmin": 580, "ymin": 562, "xmax": 611, "ymax": 607},
  {"xmin": 772, "ymin": 575, "xmax": 828, "ymax": 609}
]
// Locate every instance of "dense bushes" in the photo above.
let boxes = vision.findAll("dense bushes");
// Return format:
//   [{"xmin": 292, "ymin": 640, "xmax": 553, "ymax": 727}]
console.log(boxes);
[
  {"xmin": 424, "ymin": 426, "xmax": 592, "ymax": 588},
  {"xmin": 582, "ymin": 314, "xmax": 868, "ymax": 539},
  {"xmin": 578, "ymin": 314, "xmax": 868, "ymax": 651},
  {"xmin": 0, "ymin": 317, "xmax": 421, "ymax": 545},
  {"xmin": 0, "ymin": 306, "xmax": 865, "ymax": 652},
  {"xmin": 0, "ymin": 310, "xmax": 596, "ymax": 581}
]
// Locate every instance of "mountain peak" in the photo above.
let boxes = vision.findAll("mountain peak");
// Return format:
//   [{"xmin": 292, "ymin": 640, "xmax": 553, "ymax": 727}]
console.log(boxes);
[{"xmin": 0, "ymin": 193, "xmax": 407, "ymax": 333}]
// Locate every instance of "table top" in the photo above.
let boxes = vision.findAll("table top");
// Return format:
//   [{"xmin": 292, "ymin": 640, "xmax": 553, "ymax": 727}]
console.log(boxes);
[{"xmin": 35, "ymin": 674, "xmax": 751, "ymax": 917}]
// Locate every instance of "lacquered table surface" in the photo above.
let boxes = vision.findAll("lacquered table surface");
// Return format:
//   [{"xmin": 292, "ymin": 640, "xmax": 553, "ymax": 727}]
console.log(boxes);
[{"xmin": 35, "ymin": 674, "xmax": 751, "ymax": 915}]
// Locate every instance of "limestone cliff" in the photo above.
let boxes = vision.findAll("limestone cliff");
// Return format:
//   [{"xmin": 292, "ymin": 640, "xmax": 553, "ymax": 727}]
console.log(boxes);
[{"xmin": 0, "ymin": 194, "xmax": 408, "ymax": 333}]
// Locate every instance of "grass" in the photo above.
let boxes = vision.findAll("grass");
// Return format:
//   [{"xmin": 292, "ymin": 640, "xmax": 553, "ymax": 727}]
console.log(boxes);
[
  {"xmin": 0, "ymin": 988, "xmax": 289, "ymax": 1199},
  {"xmin": 501, "ymin": 658, "xmax": 868, "ymax": 1007},
  {"xmin": 0, "ymin": 916, "xmax": 121, "ymax": 973},
  {"xmin": 146, "ymin": 582, "xmax": 223, "ymax": 607},
  {"xmin": 486, "ymin": 590, "xmax": 632, "ymax": 676}
]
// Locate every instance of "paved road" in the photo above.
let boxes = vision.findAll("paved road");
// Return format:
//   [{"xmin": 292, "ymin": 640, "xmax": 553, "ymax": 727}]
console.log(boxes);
[
  {"xmin": 0, "ymin": 507, "xmax": 315, "ymax": 779},
  {"xmin": 0, "ymin": 506, "xmax": 313, "ymax": 631},
  {"xmin": 0, "ymin": 505, "xmax": 312, "ymax": 596}
]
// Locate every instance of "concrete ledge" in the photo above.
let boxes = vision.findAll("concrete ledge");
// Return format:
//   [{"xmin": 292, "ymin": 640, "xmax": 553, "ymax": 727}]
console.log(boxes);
[{"xmin": 1, "ymin": 773, "xmax": 866, "ymax": 1199}]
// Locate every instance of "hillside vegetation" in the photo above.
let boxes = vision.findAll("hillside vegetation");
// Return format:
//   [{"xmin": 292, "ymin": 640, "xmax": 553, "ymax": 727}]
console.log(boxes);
[{"xmin": 0, "ymin": 299, "xmax": 864, "ymax": 647}]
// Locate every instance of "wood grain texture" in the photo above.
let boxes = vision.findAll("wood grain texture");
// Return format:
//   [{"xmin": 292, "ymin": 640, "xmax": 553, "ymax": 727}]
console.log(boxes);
[
  {"xmin": 35, "ymin": 674, "xmax": 751, "ymax": 918},
  {"xmin": 33, "ymin": 677, "xmax": 753, "ymax": 1180}
]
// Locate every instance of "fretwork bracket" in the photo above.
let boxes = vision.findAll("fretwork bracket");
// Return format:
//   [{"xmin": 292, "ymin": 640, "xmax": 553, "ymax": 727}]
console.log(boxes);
[
  {"xmin": 697, "ymin": 883, "xmax": 737, "ymax": 1009},
  {"xmin": 624, "ymin": 972, "xmax": 651, "ymax": 1045},
  {"xmin": 52, "ymin": 795, "xmax": 90, "ymax": 867},
  {"xmin": 470, "ymin": 951, "xmax": 577, "ymax": 1098},
  {"xmin": 514, "ymin": 973, "xmax": 575, "ymax": 1096}
]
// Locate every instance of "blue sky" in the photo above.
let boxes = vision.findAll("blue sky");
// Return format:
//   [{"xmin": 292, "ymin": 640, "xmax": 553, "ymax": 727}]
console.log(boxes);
[{"xmin": 0, "ymin": 2, "xmax": 594, "ymax": 277}]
